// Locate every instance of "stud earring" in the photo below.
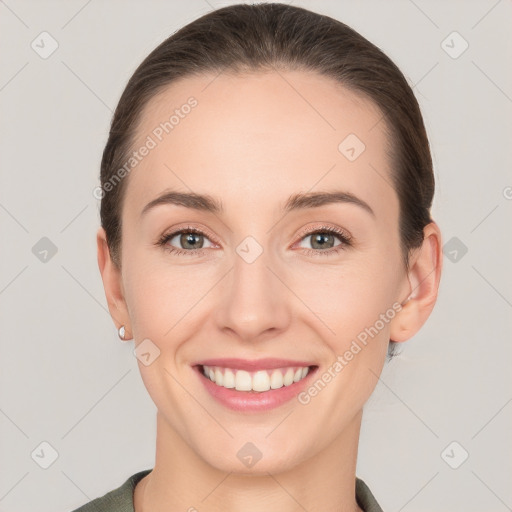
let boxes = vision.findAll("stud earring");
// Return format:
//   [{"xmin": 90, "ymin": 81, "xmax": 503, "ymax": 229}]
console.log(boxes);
[{"xmin": 118, "ymin": 325, "xmax": 126, "ymax": 340}]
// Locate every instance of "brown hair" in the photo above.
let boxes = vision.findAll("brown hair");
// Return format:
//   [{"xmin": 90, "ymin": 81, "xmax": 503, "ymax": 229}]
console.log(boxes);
[{"xmin": 99, "ymin": 3, "xmax": 435, "ymax": 356}]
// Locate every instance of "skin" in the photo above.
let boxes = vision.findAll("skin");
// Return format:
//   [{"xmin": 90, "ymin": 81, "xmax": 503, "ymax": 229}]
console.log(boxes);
[{"xmin": 97, "ymin": 70, "xmax": 442, "ymax": 512}]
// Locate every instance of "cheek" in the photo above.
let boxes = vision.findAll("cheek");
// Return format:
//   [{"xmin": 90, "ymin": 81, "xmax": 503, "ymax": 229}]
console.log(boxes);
[
  {"xmin": 290, "ymin": 257, "xmax": 399, "ymax": 347},
  {"xmin": 124, "ymin": 252, "xmax": 401, "ymax": 348},
  {"xmin": 123, "ymin": 253, "xmax": 215, "ymax": 342}
]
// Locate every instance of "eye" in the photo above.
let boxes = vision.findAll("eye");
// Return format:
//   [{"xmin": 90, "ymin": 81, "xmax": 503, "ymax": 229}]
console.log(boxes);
[
  {"xmin": 157, "ymin": 226, "xmax": 215, "ymax": 256},
  {"xmin": 156, "ymin": 224, "xmax": 353, "ymax": 257},
  {"xmin": 295, "ymin": 225, "xmax": 352, "ymax": 256}
]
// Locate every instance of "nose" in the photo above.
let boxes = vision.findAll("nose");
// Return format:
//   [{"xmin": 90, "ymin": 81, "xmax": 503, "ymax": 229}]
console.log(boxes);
[{"xmin": 212, "ymin": 245, "xmax": 291, "ymax": 342}]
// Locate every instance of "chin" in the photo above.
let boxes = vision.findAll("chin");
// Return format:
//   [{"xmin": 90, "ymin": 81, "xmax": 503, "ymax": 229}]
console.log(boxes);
[{"xmin": 192, "ymin": 435, "xmax": 308, "ymax": 476}]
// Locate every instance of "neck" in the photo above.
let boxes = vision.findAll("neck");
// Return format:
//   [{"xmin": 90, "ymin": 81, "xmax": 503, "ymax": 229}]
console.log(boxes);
[{"xmin": 135, "ymin": 410, "xmax": 364, "ymax": 512}]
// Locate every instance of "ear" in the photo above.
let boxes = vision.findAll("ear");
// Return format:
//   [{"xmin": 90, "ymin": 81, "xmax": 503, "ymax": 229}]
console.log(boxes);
[
  {"xmin": 96, "ymin": 227, "xmax": 132, "ymax": 339},
  {"xmin": 390, "ymin": 221, "xmax": 443, "ymax": 343}
]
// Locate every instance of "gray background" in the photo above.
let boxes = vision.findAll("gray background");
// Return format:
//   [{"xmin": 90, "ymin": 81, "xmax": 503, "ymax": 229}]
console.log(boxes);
[{"xmin": 1, "ymin": 1, "xmax": 511, "ymax": 511}]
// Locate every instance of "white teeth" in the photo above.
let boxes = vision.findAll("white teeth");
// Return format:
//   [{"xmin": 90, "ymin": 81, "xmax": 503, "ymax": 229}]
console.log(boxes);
[
  {"xmin": 202, "ymin": 365, "xmax": 311, "ymax": 392},
  {"xmin": 214, "ymin": 368, "xmax": 224, "ymax": 386},
  {"xmin": 270, "ymin": 370, "xmax": 283, "ymax": 389},
  {"xmin": 252, "ymin": 370, "xmax": 271, "ymax": 392},
  {"xmin": 283, "ymin": 368, "xmax": 294, "ymax": 386},
  {"xmin": 223, "ymin": 368, "xmax": 235, "ymax": 388},
  {"xmin": 235, "ymin": 370, "xmax": 252, "ymax": 391}
]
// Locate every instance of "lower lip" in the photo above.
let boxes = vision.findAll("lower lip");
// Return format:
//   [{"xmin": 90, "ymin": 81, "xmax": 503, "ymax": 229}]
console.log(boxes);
[{"xmin": 194, "ymin": 365, "xmax": 318, "ymax": 412}]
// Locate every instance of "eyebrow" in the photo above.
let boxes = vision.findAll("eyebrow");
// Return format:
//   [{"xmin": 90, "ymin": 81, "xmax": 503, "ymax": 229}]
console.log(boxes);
[{"xmin": 140, "ymin": 189, "xmax": 375, "ymax": 218}]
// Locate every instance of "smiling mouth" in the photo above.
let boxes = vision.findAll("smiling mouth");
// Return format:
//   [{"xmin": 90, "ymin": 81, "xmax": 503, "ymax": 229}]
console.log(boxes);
[{"xmin": 198, "ymin": 364, "xmax": 317, "ymax": 393}]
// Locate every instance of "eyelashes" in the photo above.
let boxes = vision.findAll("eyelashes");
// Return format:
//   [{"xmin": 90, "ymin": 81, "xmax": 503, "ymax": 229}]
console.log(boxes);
[
  {"xmin": 295, "ymin": 226, "xmax": 353, "ymax": 257},
  {"xmin": 156, "ymin": 226, "xmax": 215, "ymax": 256},
  {"xmin": 156, "ymin": 225, "xmax": 353, "ymax": 258}
]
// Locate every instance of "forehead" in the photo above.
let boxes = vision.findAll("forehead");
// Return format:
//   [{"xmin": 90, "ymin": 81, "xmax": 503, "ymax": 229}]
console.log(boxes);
[{"xmin": 124, "ymin": 69, "xmax": 397, "ymax": 221}]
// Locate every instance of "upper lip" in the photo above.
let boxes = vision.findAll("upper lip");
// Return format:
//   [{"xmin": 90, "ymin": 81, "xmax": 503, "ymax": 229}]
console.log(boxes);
[{"xmin": 194, "ymin": 358, "xmax": 315, "ymax": 371}]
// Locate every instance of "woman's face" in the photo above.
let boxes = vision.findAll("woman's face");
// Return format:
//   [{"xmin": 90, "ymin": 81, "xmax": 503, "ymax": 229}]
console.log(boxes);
[{"xmin": 107, "ymin": 70, "xmax": 413, "ymax": 473}]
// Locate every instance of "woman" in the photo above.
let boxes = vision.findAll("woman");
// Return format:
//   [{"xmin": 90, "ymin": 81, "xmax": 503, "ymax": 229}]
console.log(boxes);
[{"xmin": 72, "ymin": 3, "xmax": 442, "ymax": 511}]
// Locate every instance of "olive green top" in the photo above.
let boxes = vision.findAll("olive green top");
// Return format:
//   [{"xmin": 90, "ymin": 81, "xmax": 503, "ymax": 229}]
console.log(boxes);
[{"xmin": 70, "ymin": 469, "xmax": 384, "ymax": 512}]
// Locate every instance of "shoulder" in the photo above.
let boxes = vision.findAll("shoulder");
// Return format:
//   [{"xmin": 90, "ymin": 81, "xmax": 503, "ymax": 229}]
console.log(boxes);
[
  {"xmin": 69, "ymin": 469, "xmax": 152, "ymax": 512},
  {"xmin": 355, "ymin": 476, "xmax": 384, "ymax": 512}
]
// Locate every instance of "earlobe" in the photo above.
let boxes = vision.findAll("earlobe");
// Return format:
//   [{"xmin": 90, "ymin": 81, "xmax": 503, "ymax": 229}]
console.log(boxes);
[
  {"xmin": 390, "ymin": 221, "xmax": 443, "ymax": 343},
  {"xmin": 96, "ymin": 227, "xmax": 132, "ymax": 338}
]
